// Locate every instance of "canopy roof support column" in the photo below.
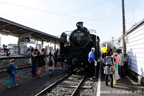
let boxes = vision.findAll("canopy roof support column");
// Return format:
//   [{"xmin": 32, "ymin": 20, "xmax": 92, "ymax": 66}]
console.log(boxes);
[
  {"xmin": 54, "ymin": 41, "xmax": 56, "ymax": 51},
  {"xmin": 18, "ymin": 36, "xmax": 20, "ymax": 54},
  {"xmin": 41, "ymin": 40, "xmax": 44, "ymax": 48}
]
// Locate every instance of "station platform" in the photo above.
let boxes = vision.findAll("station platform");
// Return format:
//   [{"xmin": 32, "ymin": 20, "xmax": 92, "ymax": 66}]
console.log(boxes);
[
  {"xmin": 0, "ymin": 54, "xmax": 48, "ymax": 70},
  {"xmin": 0, "ymin": 54, "xmax": 29, "ymax": 59},
  {"xmin": 0, "ymin": 54, "xmax": 30, "ymax": 70},
  {"xmin": 98, "ymin": 74, "xmax": 144, "ymax": 96}
]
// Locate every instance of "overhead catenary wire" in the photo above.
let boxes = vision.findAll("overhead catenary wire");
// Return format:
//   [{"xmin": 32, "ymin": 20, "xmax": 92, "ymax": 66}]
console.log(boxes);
[
  {"xmin": 87, "ymin": 0, "xmax": 122, "ymax": 18},
  {"xmin": 129, "ymin": 0, "xmax": 144, "ymax": 9},
  {"xmin": 0, "ymin": 1, "xmax": 122, "ymax": 23}
]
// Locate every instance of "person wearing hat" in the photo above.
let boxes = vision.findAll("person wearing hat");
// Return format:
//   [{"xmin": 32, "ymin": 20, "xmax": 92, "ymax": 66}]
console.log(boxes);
[
  {"xmin": 5, "ymin": 59, "xmax": 18, "ymax": 88},
  {"xmin": 88, "ymin": 47, "xmax": 97, "ymax": 80}
]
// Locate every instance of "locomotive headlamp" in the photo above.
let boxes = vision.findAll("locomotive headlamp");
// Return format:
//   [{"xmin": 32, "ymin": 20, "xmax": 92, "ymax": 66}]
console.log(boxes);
[{"xmin": 64, "ymin": 59, "xmax": 67, "ymax": 62}]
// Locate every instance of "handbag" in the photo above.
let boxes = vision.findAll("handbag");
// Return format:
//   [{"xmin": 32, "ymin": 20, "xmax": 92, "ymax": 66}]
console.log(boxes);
[
  {"xmin": 110, "ymin": 65, "xmax": 115, "ymax": 72},
  {"xmin": 114, "ymin": 71, "xmax": 120, "ymax": 80},
  {"xmin": 110, "ymin": 57, "xmax": 115, "ymax": 72}
]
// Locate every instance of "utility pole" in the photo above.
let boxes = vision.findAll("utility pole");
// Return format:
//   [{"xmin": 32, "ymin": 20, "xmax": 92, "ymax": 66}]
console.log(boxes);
[
  {"xmin": 111, "ymin": 37, "xmax": 114, "ymax": 49},
  {"xmin": 122, "ymin": 0, "xmax": 126, "ymax": 53}
]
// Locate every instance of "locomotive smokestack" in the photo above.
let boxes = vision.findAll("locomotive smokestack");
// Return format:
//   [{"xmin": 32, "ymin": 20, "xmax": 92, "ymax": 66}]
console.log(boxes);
[{"xmin": 76, "ymin": 22, "xmax": 83, "ymax": 29}]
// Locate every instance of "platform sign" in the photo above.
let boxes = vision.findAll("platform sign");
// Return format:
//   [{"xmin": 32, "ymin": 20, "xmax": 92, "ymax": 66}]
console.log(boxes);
[
  {"xmin": 29, "ymin": 41, "xmax": 36, "ymax": 44},
  {"xmin": 20, "ymin": 35, "xmax": 30, "ymax": 43}
]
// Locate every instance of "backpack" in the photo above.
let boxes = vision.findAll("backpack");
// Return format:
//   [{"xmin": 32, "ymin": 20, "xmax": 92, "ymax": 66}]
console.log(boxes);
[
  {"xmin": 48, "ymin": 58, "xmax": 53, "ymax": 66},
  {"xmin": 7, "ymin": 65, "xmax": 13, "ymax": 74},
  {"xmin": 40, "ymin": 59, "xmax": 45, "ymax": 65}
]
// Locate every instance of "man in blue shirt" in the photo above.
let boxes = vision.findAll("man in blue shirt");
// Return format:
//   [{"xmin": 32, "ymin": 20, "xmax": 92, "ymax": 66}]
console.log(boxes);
[
  {"xmin": 5, "ymin": 59, "xmax": 18, "ymax": 88},
  {"xmin": 88, "ymin": 47, "xmax": 96, "ymax": 80}
]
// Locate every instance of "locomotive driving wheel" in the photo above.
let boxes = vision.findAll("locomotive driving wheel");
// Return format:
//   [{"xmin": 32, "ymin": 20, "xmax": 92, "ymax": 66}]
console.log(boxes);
[{"xmin": 64, "ymin": 59, "xmax": 71, "ymax": 69}]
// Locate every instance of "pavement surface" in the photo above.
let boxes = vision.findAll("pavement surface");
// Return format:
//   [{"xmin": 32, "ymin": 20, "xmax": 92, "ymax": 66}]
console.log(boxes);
[
  {"xmin": 0, "ymin": 66, "xmax": 144, "ymax": 96},
  {"xmin": 0, "ymin": 66, "xmax": 68, "ymax": 96},
  {"xmin": 99, "ymin": 74, "xmax": 144, "ymax": 96}
]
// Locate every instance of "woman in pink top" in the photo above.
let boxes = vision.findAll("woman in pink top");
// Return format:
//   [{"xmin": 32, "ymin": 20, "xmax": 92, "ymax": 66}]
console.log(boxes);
[{"xmin": 112, "ymin": 51, "xmax": 120, "ymax": 65}]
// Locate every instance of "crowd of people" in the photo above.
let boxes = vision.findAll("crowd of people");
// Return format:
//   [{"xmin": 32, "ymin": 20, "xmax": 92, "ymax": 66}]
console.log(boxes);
[
  {"xmin": 5, "ymin": 47, "xmax": 129, "ymax": 89},
  {"xmin": 5, "ymin": 48, "xmax": 61, "ymax": 88},
  {"xmin": 87, "ymin": 47, "xmax": 129, "ymax": 88},
  {"xmin": 101, "ymin": 48, "xmax": 129, "ymax": 88},
  {"xmin": 30, "ymin": 48, "xmax": 60, "ymax": 78}
]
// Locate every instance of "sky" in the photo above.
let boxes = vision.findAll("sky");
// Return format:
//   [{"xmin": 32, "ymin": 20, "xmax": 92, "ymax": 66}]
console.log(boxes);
[{"xmin": 0, "ymin": 0, "xmax": 144, "ymax": 45}]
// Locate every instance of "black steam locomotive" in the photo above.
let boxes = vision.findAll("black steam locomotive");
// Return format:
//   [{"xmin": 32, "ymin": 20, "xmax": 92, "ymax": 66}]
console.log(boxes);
[{"xmin": 59, "ymin": 22, "xmax": 100, "ymax": 70}]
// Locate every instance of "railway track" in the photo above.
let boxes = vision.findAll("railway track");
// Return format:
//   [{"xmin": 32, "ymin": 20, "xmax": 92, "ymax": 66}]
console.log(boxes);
[
  {"xmin": 35, "ymin": 69, "xmax": 86, "ymax": 96},
  {"xmin": 75, "ymin": 78, "xmax": 97, "ymax": 96}
]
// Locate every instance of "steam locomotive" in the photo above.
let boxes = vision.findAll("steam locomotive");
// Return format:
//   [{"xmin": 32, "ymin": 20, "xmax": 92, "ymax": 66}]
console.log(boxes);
[{"xmin": 59, "ymin": 22, "xmax": 100, "ymax": 70}]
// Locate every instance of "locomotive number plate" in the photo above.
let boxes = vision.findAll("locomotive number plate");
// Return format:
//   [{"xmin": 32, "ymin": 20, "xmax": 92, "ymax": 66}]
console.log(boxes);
[
  {"xmin": 77, "ymin": 37, "xmax": 81, "ymax": 41},
  {"xmin": 74, "ymin": 33, "xmax": 84, "ymax": 37}
]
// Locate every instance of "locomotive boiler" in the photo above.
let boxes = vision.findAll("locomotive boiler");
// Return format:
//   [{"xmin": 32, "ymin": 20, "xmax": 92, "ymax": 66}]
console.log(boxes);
[{"xmin": 59, "ymin": 22, "xmax": 100, "ymax": 70}]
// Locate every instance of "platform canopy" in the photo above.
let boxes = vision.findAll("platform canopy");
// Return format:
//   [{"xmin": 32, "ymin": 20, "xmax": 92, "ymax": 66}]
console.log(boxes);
[{"xmin": 0, "ymin": 17, "xmax": 60, "ymax": 44}]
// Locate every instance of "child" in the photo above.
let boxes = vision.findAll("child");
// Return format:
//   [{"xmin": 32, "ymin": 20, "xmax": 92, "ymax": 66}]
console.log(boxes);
[
  {"xmin": 46, "ymin": 55, "xmax": 54, "ymax": 76},
  {"xmin": 5, "ymin": 59, "xmax": 18, "ymax": 88}
]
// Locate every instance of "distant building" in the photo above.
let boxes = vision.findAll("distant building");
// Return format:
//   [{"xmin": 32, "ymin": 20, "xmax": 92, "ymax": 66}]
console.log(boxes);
[
  {"xmin": 117, "ymin": 24, "xmax": 137, "ymax": 51},
  {"xmin": 117, "ymin": 35, "xmax": 123, "ymax": 50}
]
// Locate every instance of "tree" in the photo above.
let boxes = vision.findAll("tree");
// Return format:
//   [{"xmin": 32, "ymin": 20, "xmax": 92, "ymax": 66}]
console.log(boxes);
[{"xmin": 102, "ymin": 41, "xmax": 116, "ymax": 51}]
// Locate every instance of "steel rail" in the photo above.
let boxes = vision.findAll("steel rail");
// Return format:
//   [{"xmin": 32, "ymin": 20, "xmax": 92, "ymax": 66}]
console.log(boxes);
[
  {"xmin": 35, "ymin": 68, "xmax": 79, "ymax": 96},
  {"xmin": 35, "ymin": 74, "xmax": 70, "ymax": 96},
  {"xmin": 70, "ymin": 77, "xmax": 85, "ymax": 96}
]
